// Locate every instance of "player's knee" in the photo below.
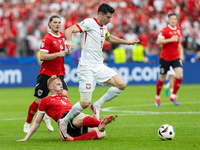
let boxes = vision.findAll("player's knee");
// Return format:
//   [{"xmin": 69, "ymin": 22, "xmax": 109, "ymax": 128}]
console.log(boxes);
[
  {"xmin": 117, "ymin": 81, "xmax": 126, "ymax": 90},
  {"xmin": 176, "ymin": 73, "xmax": 183, "ymax": 79},
  {"xmin": 80, "ymin": 101, "xmax": 90, "ymax": 109},
  {"xmin": 96, "ymin": 130, "xmax": 106, "ymax": 139},
  {"xmin": 35, "ymin": 97, "xmax": 41, "ymax": 104}
]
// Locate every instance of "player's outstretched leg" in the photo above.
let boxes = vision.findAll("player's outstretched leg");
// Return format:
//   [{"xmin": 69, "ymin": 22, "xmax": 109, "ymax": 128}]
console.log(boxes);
[
  {"xmin": 42, "ymin": 113, "xmax": 54, "ymax": 131},
  {"xmin": 90, "ymin": 103, "xmax": 101, "ymax": 121},
  {"xmin": 98, "ymin": 115, "xmax": 115, "ymax": 132},
  {"xmin": 58, "ymin": 119, "xmax": 68, "ymax": 140}
]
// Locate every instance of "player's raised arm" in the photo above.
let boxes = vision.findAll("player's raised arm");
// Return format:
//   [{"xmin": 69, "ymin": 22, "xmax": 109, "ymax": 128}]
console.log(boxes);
[
  {"xmin": 106, "ymin": 34, "xmax": 139, "ymax": 45},
  {"xmin": 64, "ymin": 25, "xmax": 80, "ymax": 52},
  {"xmin": 17, "ymin": 113, "xmax": 44, "ymax": 141}
]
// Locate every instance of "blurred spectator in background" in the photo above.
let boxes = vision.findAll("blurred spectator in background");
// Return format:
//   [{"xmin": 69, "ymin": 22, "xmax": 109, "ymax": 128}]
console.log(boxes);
[
  {"xmin": 132, "ymin": 42, "xmax": 149, "ymax": 63},
  {"xmin": 72, "ymin": 42, "xmax": 81, "ymax": 63},
  {"xmin": 113, "ymin": 45, "xmax": 126, "ymax": 64},
  {"xmin": 0, "ymin": 0, "xmax": 199, "ymax": 63}
]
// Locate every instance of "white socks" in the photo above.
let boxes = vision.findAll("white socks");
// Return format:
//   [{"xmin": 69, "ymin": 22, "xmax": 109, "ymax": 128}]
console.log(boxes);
[
  {"xmin": 94, "ymin": 87, "xmax": 123, "ymax": 107},
  {"xmin": 61, "ymin": 102, "xmax": 84, "ymax": 126}
]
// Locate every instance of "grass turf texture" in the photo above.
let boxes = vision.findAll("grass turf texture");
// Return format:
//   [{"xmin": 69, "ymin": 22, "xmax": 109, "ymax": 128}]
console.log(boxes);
[{"xmin": 0, "ymin": 84, "xmax": 200, "ymax": 150}]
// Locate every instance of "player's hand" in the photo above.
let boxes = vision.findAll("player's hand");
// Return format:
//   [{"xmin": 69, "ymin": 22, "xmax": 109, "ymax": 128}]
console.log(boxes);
[
  {"xmin": 178, "ymin": 36, "xmax": 183, "ymax": 43},
  {"xmin": 170, "ymin": 35, "xmax": 178, "ymax": 42},
  {"xmin": 128, "ymin": 39, "xmax": 140, "ymax": 45},
  {"xmin": 180, "ymin": 55, "xmax": 184, "ymax": 62},
  {"xmin": 58, "ymin": 51, "xmax": 68, "ymax": 57},
  {"xmin": 65, "ymin": 40, "xmax": 74, "ymax": 53}
]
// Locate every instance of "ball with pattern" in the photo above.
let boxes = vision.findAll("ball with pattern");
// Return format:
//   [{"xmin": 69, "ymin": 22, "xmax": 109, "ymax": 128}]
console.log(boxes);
[{"xmin": 158, "ymin": 124, "xmax": 175, "ymax": 140}]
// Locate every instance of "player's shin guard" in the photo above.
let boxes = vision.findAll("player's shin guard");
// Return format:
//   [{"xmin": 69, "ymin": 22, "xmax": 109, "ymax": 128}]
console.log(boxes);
[
  {"xmin": 94, "ymin": 87, "xmax": 123, "ymax": 107},
  {"xmin": 156, "ymin": 80, "xmax": 164, "ymax": 96},
  {"xmin": 172, "ymin": 78, "xmax": 182, "ymax": 95},
  {"xmin": 83, "ymin": 116, "xmax": 100, "ymax": 127},
  {"xmin": 61, "ymin": 102, "xmax": 84, "ymax": 126},
  {"xmin": 26, "ymin": 101, "xmax": 38, "ymax": 123},
  {"xmin": 73, "ymin": 132, "xmax": 99, "ymax": 141}
]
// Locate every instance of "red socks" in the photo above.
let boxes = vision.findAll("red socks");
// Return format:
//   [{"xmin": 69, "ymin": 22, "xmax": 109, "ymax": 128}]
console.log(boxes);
[
  {"xmin": 73, "ymin": 132, "xmax": 98, "ymax": 141},
  {"xmin": 156, "ymin": 79, "xmax": 163, "ymax": 96},
  {"xmin": 26, "ymin": 101, "xmax": 39, "ymax": 124},
  {"xmin": 172, "ymin": 78, "xmax": 182, "ymax": 95},
  {"xmin": 83, "ymin": 116, "xmax": 100, "ymax": 127}
]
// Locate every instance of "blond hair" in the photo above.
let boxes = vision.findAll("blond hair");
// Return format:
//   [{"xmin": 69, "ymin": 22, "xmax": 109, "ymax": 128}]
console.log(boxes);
[{"xmin": 47, "ymin": 75, "xmax": 61, "ymax": 90}]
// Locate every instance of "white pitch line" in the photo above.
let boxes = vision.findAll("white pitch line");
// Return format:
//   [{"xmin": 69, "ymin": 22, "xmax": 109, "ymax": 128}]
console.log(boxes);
[
  {"xmin": 101, "ymin": 101, "xmax": 200, "ymax": 115},
  {"xmin": 1, "ymin": 101, "xmax": 200, "ymax": 121},
  {"xmin": 1, "ymin": 118, "xmax": 26, "ymax": 121}
]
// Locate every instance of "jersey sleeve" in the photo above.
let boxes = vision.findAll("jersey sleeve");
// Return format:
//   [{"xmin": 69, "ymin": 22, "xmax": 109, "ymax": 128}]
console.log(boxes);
[
  {"xmin": 76, "ymin": 19, "xmax": 91, "ymax": 33},
  {"xmin": 158, "ymin": 28, "xmax": 165, "ymax": 39},
  {"xmin": 40, "ymin": 36, "xmax": 52, "ymax": 53},
  {"xmin": 38, "ymin": 98, "xmax": 47, "ymax": 114}
]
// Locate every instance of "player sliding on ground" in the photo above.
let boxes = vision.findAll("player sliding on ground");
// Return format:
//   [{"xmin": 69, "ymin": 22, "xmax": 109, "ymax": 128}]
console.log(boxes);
[{"xmin": 17, "ymin": 75, "xmax": 115, "ymax": 141}]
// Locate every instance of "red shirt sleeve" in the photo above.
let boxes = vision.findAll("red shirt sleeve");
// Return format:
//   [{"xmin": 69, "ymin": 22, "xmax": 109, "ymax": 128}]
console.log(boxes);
[
  {"xmin": 40, "ymin": 36, "xmax": 51, "ymax": 52},
  {"xmin": 38, "ymin": 98, "xmax": 47, "ymax": 113}
]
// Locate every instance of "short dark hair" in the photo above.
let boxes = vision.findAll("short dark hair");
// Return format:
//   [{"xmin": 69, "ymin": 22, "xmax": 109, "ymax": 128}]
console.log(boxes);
[
  {"xmin": 98, "ymin": 3, "xmax": 115, "ymax": 15},
  {"xmin": 48, "ymin": 15, "xmax": 61, "ymax": 29},
  {"xmin": 168, "ymin": 13, "xmax": 177, "ymax": 18}
]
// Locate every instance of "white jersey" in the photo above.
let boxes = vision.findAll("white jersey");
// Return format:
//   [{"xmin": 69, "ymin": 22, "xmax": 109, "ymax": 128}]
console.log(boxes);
[{"xmin": 76, "ymin": 18, "xmax": 109, "ymax": 66}]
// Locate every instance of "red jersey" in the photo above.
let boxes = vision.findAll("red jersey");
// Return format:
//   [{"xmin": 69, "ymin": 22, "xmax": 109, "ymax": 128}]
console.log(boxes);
[
  {"xmin": 39, "ymin": 32, "xmax": 66, "ymax": 76},
  {"xmin": 38, "ymin": 93, "xmax": 72, "ymax": 122},
  {"xmin": 158, "ymin": 25, "xmax": 182, "ymax": 61}
]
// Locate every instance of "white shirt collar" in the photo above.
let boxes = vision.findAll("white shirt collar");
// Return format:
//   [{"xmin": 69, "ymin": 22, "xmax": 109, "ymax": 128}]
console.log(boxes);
[
  {"xmin": 168, "ymin": 25, "xmax": 177, "ymax": 30},
  {"xmin": 49, "ymin": 32, "xmax": 60, "ymax": 37}
]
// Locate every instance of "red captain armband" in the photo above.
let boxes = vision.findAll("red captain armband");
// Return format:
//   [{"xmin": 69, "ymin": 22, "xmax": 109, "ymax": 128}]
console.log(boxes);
[{"xmin": 105, "ymin": 31, "xmax": 110, "ymax": 38}]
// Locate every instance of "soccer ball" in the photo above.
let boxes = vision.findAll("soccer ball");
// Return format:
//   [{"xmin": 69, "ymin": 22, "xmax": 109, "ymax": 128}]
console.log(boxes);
[{"xmin": 158, "ymin": 124, "xmax": 175, "ymax": 140}]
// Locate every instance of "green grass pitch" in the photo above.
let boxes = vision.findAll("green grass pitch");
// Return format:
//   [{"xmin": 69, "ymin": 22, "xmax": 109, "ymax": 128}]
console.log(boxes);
[{"xmin": 0, "ymin": 84, "xmax": 200, "ymax": 150}]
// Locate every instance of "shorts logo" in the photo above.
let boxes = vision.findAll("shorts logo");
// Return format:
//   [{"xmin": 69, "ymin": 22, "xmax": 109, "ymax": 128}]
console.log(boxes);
[
  {"xmin": 160, "ymin": 68, "xmax": 165, "ymax": 74},
  {"xmin": 86, "ymin": 84, "xmax": 91, "ymax": 89},
  {"xmin": 38, "ymin": 89, "xmax": 43, "ymax": 96}
]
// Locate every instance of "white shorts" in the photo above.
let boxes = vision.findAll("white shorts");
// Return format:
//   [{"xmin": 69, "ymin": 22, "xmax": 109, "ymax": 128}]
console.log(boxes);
[
  {"xmin": 77, "ymin": 64, "xmax": 117, "ymax": 92},
  {"xmin": 167, "ymin": 66, "xmax": 176, "ymax": 76}
]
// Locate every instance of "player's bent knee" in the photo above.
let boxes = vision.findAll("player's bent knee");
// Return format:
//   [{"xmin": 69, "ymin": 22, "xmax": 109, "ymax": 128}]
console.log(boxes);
[
  {"xmin": 35, "ymin": 97, "xmax": 41, "ymax": 104},
  {"xmin": 96, "ymin": 130, "xmax": 106, "ymax": 139}
]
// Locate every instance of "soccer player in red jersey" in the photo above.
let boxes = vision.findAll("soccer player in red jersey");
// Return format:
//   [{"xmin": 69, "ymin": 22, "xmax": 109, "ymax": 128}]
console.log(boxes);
[
  {"xmin": 18, "ymin": 75, "xmax": 115, "ymax": 141},
  {"xmin": 23, "ymin": 15, "xmax": 69, "ymax": 133},
  {"xmin": 155, "ymin": 13, "xmax": 184, "ymax": 106}
]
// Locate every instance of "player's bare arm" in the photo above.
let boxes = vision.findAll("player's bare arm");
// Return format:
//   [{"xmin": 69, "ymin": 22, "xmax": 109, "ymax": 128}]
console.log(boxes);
[
  {"xmin": 64, "ymin": 25, "xmax": 80, "ymax": 52},
  {"xmin": 106, "ymin": 34, "xmax": 139, "ymax": 45},
  {"xmin": 178, "ymin": 43, "xmax": 184, "ymax": 61},
  {"xmin": 156, "ymin": 35, "xmax": 178, "ymax": 45},
  {"xmin": 17, "ymin": 113, "xmax": 44, "ymax": 141},
  {"xmin": 40, "ymin": 51, "xmax": 68, "ymax": 61}
]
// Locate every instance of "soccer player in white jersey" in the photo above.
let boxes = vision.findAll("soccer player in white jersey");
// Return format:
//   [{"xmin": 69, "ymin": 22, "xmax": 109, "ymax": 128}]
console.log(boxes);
[{"xmin": 58, "ymin": 3, "xmax": 140, "ymax": 140}]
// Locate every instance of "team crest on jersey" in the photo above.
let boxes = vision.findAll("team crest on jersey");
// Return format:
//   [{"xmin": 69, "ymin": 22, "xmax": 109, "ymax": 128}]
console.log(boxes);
[
  {"xmin": 177, "ymin": 30, "xmax": 180, "ymax": 35},
  {"xmin": 60, "ymin": 45, "xmax": 63, "ymax": 49},
  {"xmin": 100, "ymin": 28, "xmax": 104, "ymax": 37},
  {"xmin": 37, "ymin": 89, "xmax": 43, "ymax": 96},
  {"xmin": 58, "ymin": 40, "xmax": 62, "ymax": 43},
  {"xmin": 86, "ymin": 84, "xmax": 91, "ymax": 89},
  {"xmin": 41, "ymin": 42, "xmax": 44, "ymax": 48}
]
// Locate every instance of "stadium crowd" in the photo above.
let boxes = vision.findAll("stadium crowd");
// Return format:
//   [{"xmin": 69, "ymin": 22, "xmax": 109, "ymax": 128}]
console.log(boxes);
[{"xmin": 0, "ymin": 0, "xmax": 200, "ymax": 63}]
